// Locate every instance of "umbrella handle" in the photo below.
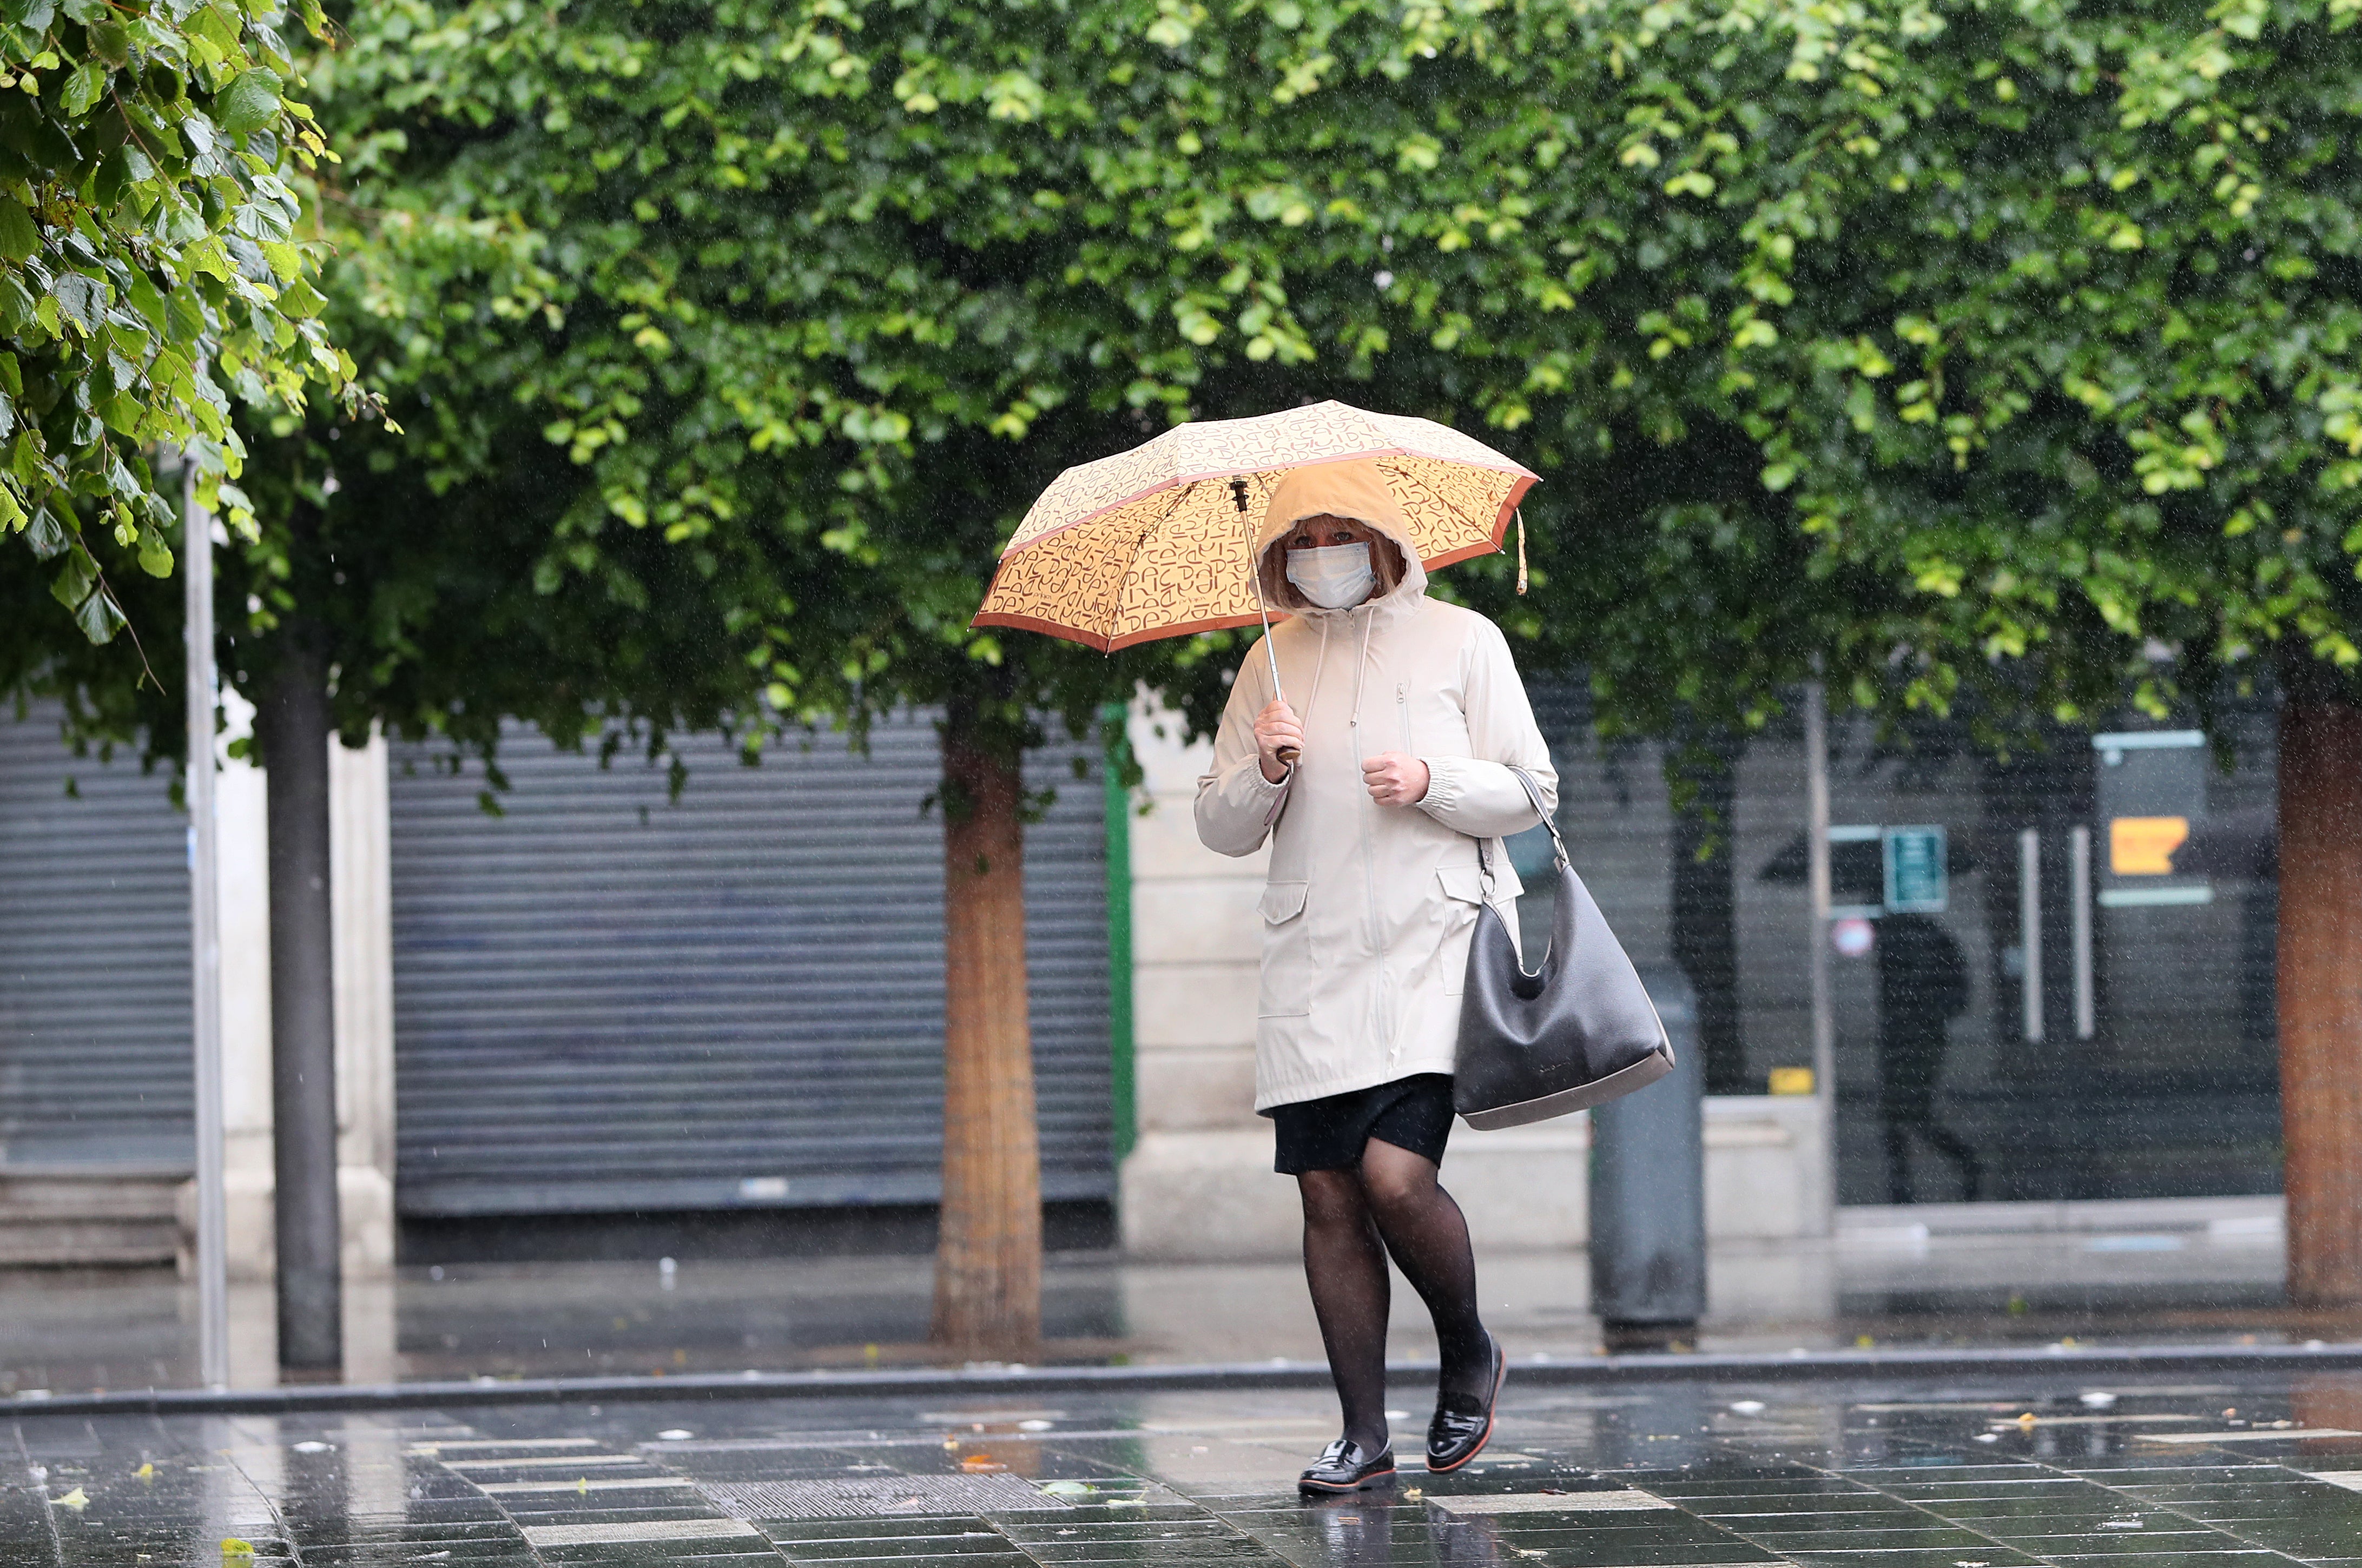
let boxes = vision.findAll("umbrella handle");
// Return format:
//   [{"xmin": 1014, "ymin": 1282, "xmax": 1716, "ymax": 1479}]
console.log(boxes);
[
  {"xmin": 1234, "ymin": 475, "xmax": 1299, "ymax": 768},
  {"xmin": 1269, "ymin": 628, "xmax": 1298, "ymax": 766}
]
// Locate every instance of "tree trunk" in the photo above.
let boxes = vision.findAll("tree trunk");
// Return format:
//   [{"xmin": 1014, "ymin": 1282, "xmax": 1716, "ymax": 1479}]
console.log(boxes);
[
  {"xmin": 2278, "ymin": 682, "xmax": 2362, "ymax": 1306},
  {"xmin": 262, "ymin": 636, "xmax": 344, "ymax": 1375},
  {"xmin": 931, "ymin": 698, "xmax": 1043, "ymax": 1357}
]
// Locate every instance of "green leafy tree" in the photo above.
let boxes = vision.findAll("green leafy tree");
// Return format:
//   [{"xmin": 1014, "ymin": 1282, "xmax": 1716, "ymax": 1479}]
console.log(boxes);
[
  {"xmin": 293, "ymin": 0, "xmax": 1845, "ymax": 1347},
  {"xmin": 22, "ymin": 0, "xmax": 2362, "ymax": 1337},
  {"xmin": 1459, "ymin": 0, "xmax": 2362, "ymax": 1296},
  {"xmin": 279, "ymin": 0, "xmax": 1278, "ymax": 1354},
  {"xmin": 0, "ymin": 0, "xmax": 359, "ymax": 667},
  {"xmin": 0, "ymin": 0, "xmax": 374, "ymax": 1374},
  {"xmin": 312, "ymin": 0, "xmax": 2362, "ymax": 1324}
]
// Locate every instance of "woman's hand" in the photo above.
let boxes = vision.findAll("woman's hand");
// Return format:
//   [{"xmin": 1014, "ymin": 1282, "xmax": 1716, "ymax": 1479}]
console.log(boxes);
[
  {"xmin": 1362, "ymin": 751, "xmax": 1430, "ymax": 807},
  {"xmin": 1255, "ymin": 697, "xmax": 1304, "ymax": 783}
]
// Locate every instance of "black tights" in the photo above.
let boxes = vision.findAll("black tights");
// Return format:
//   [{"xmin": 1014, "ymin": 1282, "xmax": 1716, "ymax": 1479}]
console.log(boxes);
[{"xmin": 1298, "ymin": 1137, "xmax": 1490, "ymax": 1455}]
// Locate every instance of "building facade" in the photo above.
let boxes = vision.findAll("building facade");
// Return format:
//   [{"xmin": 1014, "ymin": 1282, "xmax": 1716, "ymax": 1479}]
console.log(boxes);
[{"xmin": 0, "ymin": 674, "xmax": 2281, "ymax": 1269}]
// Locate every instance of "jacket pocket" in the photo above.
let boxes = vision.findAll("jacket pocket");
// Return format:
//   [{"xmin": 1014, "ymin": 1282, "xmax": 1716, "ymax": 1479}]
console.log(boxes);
[
  {"xmin": 1435, "ymin": 864, "xmax": 1487, "ymax": 995},
  {"xmin": 1257, "ymin": 879, "xmax": 1313, "ymax": 1018}
]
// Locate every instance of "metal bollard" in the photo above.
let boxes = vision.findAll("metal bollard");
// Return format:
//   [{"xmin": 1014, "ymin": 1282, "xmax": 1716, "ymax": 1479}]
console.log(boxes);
[{"xmin": 1588, "ymin": 963, "xmax": 1706, "ymax": 1348}]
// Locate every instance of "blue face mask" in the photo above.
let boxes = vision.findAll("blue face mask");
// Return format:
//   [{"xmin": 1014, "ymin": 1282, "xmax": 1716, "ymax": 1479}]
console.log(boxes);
[{"xmin": 1285, "ymin": 542, "xmax": 1377, "ymax": 609}]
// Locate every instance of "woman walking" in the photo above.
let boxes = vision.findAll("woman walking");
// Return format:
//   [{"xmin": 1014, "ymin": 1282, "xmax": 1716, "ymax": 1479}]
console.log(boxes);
[{"xmin": 1196, "ymin": 459, "xmax": 1558, "ymax": 1493}]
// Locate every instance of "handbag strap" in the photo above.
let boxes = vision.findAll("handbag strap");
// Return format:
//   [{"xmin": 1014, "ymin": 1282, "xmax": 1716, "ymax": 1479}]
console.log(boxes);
[
  {"xmin": 1506, "ymin": 765, "xmax": 1571, "ymax": 871},
  {"xmin": 1473, "ymin": 764, "xmax": 1569, "ymax": 892}
]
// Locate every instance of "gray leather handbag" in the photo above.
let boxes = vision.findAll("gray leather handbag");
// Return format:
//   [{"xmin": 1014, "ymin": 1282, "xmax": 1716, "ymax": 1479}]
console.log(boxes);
[{"xmin": 1453, "ymin": 766, "xmax": 1674, "ymax": 1130}]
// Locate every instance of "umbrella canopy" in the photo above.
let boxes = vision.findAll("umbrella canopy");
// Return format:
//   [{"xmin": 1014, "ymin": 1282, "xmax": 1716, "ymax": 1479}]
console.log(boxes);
[{"xmin": 973, "ymin": 400, "xmax": 1539, "ymax": 651}]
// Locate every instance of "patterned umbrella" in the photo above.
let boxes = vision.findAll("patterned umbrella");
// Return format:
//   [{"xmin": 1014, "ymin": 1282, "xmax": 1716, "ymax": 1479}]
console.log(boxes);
[{"xmin": 973, "ymin": 400, "xmax": 1539, "ymax": 652}]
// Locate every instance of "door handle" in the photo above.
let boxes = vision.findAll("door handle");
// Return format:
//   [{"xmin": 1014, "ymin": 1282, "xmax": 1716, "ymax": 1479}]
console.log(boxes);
[
  {"xmin": 2020, "ymin": 828, "xmax": 2043, "ymax": 1043},
  {"xmin": 2071, "ymin": 824, "xmax": 2095, "ymax": 1040}
]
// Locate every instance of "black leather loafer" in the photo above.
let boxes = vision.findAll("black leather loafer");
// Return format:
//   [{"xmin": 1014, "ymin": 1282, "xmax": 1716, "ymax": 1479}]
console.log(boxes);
[
  {"xmin": 1298, "ymin": 1438, "xmax": 1397, "ymax": 1493},
  {"xmin": 1426, "ymin": 1333, "xmax": 1505, "ymax": 1472}
]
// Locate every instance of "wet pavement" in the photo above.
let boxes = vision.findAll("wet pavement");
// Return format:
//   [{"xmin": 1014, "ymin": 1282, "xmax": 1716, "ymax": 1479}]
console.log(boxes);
[
  {"xmin": 13, "ymin": 1369, "xmax": 2362, "ymax": 1566},
  {"xmin": 5, "ymin": 1221, "xmax": 2323, "ymax": 1400}
]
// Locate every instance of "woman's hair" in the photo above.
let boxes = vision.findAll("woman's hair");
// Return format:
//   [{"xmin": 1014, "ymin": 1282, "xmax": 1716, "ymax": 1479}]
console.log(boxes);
[{"xmin": 1257, "ymin": 518, "xmax": 1410, "ymax": 612}]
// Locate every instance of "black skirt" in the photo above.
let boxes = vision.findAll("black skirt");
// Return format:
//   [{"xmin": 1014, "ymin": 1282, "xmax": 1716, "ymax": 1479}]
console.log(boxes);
[{"xmin": 1266, "ymin": 1073, "xmax": 1456, "ymax": 1175}]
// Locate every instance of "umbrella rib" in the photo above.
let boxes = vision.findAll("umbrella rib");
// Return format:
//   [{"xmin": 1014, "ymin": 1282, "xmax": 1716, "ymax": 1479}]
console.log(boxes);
[
  {"xmin": 984, "ymin": 406, "xmax": 1539, "ymax": 650},
  {"xmin": 1374, "ymin": 454, "xmax": 1497, "ymax": 555},
  {"xmin": 1107, "ymin": 479, "xmax": 1200, "ymax": 640}
]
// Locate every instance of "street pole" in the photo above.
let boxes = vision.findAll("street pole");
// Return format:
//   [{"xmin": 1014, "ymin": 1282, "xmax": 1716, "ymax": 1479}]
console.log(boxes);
[
  {"xmin": 1803, "ymin": 679, "xmax": 1836, "ymax": 1233},
  {"xmin": 182, "ymin": 458, "xmax": 230, "ymax": 1389},
  {"xmin": 1804, "ymin": 683, "xmax": 1834, "ymax": 1084}
]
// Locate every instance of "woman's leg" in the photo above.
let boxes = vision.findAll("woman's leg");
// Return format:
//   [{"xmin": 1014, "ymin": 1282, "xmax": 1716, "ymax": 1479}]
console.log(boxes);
[
  {"xmin": 1298, "ymin": 1168, "xmax": 1393, "ymax": 1454},
  {"xmin": 1357, "ymin": 1138, "xmax": 1492, "ymax": 1404}
]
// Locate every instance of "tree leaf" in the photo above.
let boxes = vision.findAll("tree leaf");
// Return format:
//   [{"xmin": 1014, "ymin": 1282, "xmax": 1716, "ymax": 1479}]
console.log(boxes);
[
  {"xmin": 214, "ymin": 69, "xmax": 284, "ymax": 137},
  {"xmin": 71, "ymin": 578, "xmax": 125, "ymax": 643},
  {"xmin": 0, "ymin": 199, "xmax": 37, "ymax": 263},
  {"xmin": 137, "ymin": 522, "xmax": 174, "ymax": 577},
  {"xmin": 50, "ymin": 272, "xmax": 105, "ymax": 333},
  {"xmin": 24, "ymin": 503, "xmax": 67, "ymax": 560},
  {"xmin": 50, "ymin": 542, "xmax": 98, "ymax": 611},
  {"xmin": 87, "ymin": 21, "xmax": 133, "ymax": 65},
  {"xmin": 60, "ymin": 62, "xmax": 106, "ymax": 118},
  {"xmin": 91, "ymin": 146, "xmax": 131, "ymax": 210}
]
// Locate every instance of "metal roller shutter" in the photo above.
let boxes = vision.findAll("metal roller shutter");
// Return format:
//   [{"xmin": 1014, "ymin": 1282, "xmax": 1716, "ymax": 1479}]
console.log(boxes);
[
  {"xmin": 0, "ymin": 704, "xmax": 194, "ymax": 1167},
  {"xmin": 387, "ymin": 714, "xmax": 1113, "ymax": 1216}
]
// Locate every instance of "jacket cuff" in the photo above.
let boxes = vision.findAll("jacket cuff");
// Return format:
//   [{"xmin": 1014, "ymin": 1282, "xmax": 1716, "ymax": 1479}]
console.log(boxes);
[
  {"xmin": 1253, "ymin": 761, "xmax": 1294, "ymax": 823},
  {"xmin": 1414, "ymin": 755, "xmax": 1463, "ymax": 819},
  {"xmin": 1241, "ymin": 756, "xmax": 1293, "ymax": 792}
]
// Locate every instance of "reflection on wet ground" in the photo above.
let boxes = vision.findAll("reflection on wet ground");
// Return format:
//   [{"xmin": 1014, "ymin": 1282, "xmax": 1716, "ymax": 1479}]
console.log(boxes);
[
  {"xmin": 13, "ymin": 1371, "xmax": 2362, "ymax": 1565},
  {"xmin": 6, "ymin": 1223, "xmax": 2327, "ymax": 1399}
]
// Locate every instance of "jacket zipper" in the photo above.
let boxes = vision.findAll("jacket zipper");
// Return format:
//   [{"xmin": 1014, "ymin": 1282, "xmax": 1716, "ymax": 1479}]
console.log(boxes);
[
  {"xmin": 1397, "ymin": 680, "xmax": 1410, "ymax": 753},
  {"xmin": 1355, "ymin": 616, "xmax": 1394, "ymax": 1060},
  {"xmin": 1355, "ymin": 611, "xmax": 1380, "ymax": 956}
]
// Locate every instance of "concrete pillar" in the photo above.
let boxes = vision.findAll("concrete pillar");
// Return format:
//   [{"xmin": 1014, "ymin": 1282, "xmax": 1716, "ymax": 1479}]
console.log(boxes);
[
  {"xmin": 329, "ymin": 728, "xmax": 397, "ymax": 1282},
  {"xmin": 182, "ymin": 709, "xmax": 399, "ymax": 1377},
  {"xmin": 217, "ymin": 690, "xmax": 280, "ymax": 1291},
  {"xmin": 1117, "ymin": 696, "xmax": 1286, "ymax": 1259}
]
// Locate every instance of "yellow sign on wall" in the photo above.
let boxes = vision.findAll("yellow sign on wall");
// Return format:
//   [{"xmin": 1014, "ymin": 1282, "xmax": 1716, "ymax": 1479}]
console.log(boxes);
[
  {"xmin": 2110, "ymin": 815, "xmax": 2190, "ymax": 876},
  {"xmin": 1768, "ymin": 1066, "xmax": 1816, "ymax": 1096}
]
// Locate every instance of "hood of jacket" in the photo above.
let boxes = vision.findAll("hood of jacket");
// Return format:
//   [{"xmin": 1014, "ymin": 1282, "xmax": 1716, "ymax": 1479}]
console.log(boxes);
[{"xmin": 1255, "ymin": 459, "xmax": 1428, "ymax": 612}]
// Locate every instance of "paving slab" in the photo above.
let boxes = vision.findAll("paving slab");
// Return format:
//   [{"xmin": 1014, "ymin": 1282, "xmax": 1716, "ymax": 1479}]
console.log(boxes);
[{"xmin": 15, "ymin": 1370, "xmax": 2362, "ymax": 1567}]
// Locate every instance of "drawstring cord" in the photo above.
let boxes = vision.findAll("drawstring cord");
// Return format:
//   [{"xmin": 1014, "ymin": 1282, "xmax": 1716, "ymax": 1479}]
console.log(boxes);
[
  {"xmin": 1290, "ymin": 601, "xmax": 1377, "ymax": 757},
  {"xmin": 1304, "ymin": 599, "xmax": 1380, "ymax": 736},
  {"xmin": 1293, "ymin": 579, "xmax": 1387, "ymax": 760},
  {"xmin": 1302, "ymin": 615, "xmax": 1335, "ymax": 725}
]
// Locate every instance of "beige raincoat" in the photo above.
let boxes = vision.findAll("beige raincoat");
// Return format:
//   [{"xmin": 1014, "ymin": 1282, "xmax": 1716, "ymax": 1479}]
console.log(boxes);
[{"xmin": 1195, "ymin": 461, "xmax": 1559, "ymax": 1112}]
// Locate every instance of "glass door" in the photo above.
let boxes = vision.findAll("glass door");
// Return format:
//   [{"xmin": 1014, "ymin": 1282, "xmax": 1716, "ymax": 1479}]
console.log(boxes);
[{"xmin": 1820, "ymin": 710, "xmax": 2280, "ymax": 1207}]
